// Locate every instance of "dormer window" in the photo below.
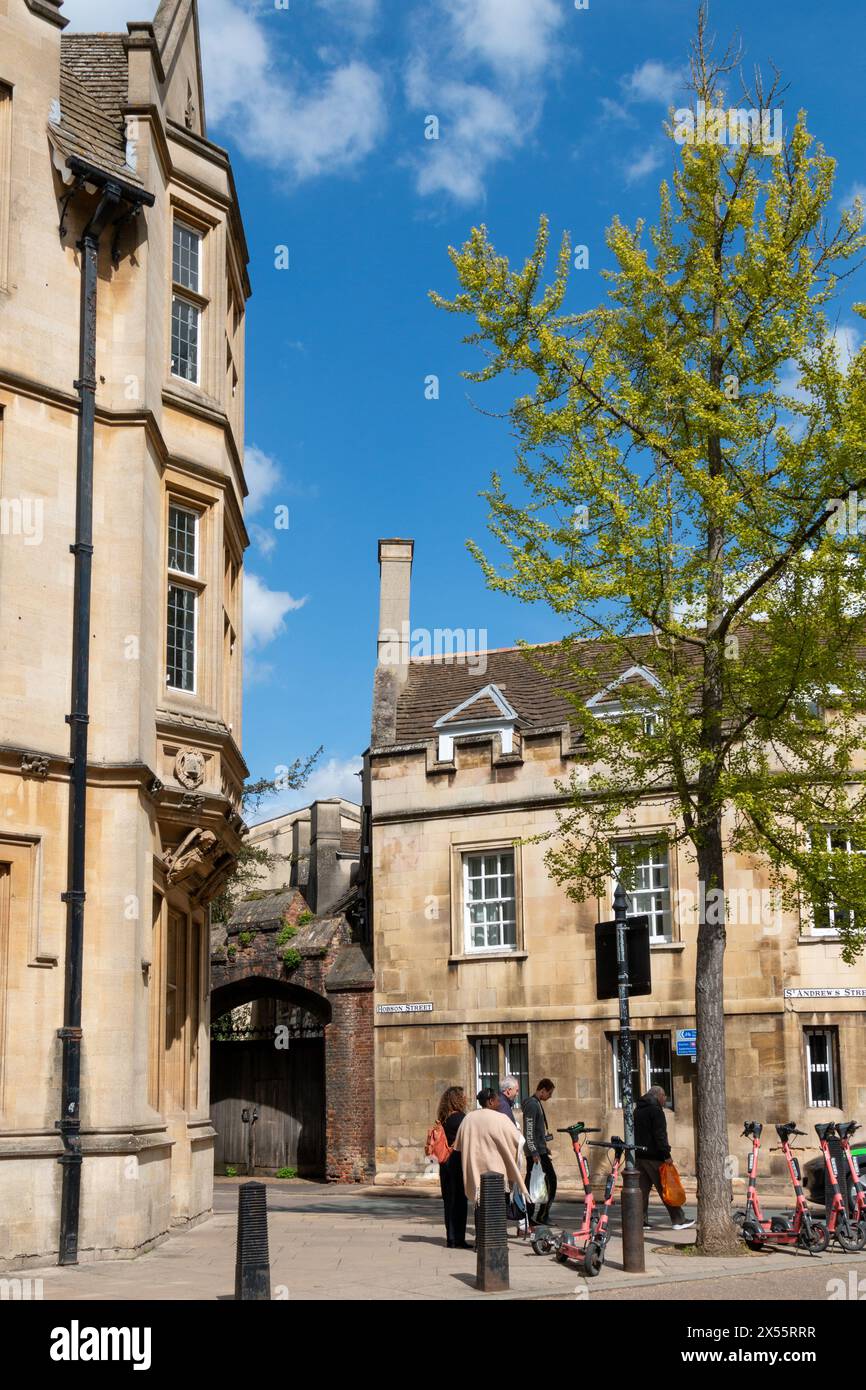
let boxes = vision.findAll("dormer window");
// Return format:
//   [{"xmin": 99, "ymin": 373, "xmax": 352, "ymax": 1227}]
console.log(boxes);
[
  {"xmin": 433, "ymin": 684, "xmax": 518, "ymax": 761},
  {"xmin": 586, "ymin": 665, "xmax": 665, "ymax": 731}
]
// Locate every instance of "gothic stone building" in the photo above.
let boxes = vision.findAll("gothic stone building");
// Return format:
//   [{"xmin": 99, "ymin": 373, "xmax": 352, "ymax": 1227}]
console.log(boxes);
[
  {"xmin": 0, "ymin": 0, "xmax": 249, "ymax": 1266},
  {"xmin": 367, "ymin": 540, "xmax": 866, "ymax": 1187}
]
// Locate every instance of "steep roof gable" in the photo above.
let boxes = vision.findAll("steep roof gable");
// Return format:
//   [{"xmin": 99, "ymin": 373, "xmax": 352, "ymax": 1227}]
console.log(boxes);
[
  {"xmin": 434, "ymin": 684, "xmax": 519, "ymax": 728},
  {"xmin": 153, "ymin": 0, "xmax": 206, "ymax": 137},
  {"xmin": 585, "ymin": 665, "xmax": 665, "ymax": 713}
]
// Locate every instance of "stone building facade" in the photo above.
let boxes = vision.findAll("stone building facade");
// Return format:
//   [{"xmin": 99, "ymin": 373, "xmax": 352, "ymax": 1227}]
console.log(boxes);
[
  {"xmin": 0, "ymin": 0, "xmax": 250, "ymax": 1266},
  {"xmin": 367, "ymin": 540, "xmax": 866, "ymax": 1188}
]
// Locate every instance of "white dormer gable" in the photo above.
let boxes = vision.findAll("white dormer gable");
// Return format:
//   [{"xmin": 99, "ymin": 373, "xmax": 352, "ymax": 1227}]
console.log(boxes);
[
  {"xmin": 433, "ymin": 684, "xmax": 518, "ymax": 761},
  {"xmin": 585, "ymin": 665, "xmax": 665, "ymax": 720}
]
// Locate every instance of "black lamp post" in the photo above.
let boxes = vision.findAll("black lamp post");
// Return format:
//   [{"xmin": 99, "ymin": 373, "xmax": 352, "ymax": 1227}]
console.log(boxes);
[{"xmin": 614, "ymin": 880, "xmax": 646, "ymax": 1273}]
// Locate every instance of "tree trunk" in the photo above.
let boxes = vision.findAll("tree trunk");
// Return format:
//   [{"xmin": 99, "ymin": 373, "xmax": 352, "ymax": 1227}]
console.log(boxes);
[{"xmin": 694, "ymin": 810, "xmax": 739, "ymax": 1253}]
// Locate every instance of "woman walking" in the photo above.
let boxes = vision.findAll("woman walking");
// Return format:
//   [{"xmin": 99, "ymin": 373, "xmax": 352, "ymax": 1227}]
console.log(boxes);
[{"xmin": 436, "ymin": 1086, "xmax": 470, "ymax": 1249}]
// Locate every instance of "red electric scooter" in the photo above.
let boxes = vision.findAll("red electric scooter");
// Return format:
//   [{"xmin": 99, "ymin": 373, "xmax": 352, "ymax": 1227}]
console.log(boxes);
[
  {"xmin": 738, "ymin": 1121, "xmax": 828, "ymax": 1254},
  {"xmin": 815, "ymin": 1122, "xmax": 866, "ymax": 1252},
  {"xmin": 836, "ymin": 1121, "xmax": 866, "ymax": 1239},
  {"xmin": 534, "ymin": 1132, "xmax": 644, "ymax": 1277},
  {"xmin": 530, "ymin": 1123, "xmax": 601, "ymax": 1258}
]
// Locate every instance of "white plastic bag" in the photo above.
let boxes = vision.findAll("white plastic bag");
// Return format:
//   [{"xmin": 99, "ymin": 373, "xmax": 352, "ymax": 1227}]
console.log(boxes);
[{"xmin": 529, "ymin": 1162, "xmax": 548, "ymax": 1206}]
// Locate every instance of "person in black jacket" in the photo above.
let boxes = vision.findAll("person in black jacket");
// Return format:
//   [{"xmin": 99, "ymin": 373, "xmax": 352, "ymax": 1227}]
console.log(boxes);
[
  {"xmin": 634, "ymin": 1086, "xmax": 694, "ymax": 1230},
  {"xmin": 523, "ymin": 1078, "xmax": 556, "ymax": 1227},
  {"xmin": 436, "ymin": 1086, "xmax": 471, "ymax": 1248}
]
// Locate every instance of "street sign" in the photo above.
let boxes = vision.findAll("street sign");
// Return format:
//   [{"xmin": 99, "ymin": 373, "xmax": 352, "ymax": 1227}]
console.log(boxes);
[
  {"xmin": 595, "ymin": 914, "xmax": 651, "ymax": 999},
  {"xmin": 676, "ymin": 1028, "xmax": 697, "ymax": 1057}
]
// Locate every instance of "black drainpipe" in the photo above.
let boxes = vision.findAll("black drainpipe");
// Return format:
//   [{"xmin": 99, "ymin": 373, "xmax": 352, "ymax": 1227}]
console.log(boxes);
[{"xmin": 57, "ymin": 164, "xmax": 153, "ymax": 1266}]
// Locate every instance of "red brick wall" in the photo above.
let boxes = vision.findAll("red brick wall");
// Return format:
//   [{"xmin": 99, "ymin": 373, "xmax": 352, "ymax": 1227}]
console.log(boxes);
[{"xmin": 325, "ymin": 988, "xmax": 375, "ymax": 1181}]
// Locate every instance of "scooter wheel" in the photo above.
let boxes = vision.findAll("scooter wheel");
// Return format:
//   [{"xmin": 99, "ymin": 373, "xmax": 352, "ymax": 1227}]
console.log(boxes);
[
  {"xmin": 801, "ymin": 1222, "xmax": 829, "ymax": 1254},
  {"xmin": 835, "ymin": 1222, "xmax": 865, "ymax": 1254},
  {"xmin": 555, "ymin": 1249, "xmax": 570, "ymax": 1265},
  {"xmin": 583, "ymin": 1241, "xmax": 603, "ymax": 1277},
  {"xmin": 530, "ymin": 1226, "xmax": 556, "ymax": 1256}
]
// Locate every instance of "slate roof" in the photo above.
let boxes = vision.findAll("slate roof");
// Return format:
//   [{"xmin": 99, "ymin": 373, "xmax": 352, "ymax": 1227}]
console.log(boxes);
[
  {"xmin": 48, "ymin": 32, "xmax": 141, "ymax": 187},
  {"xmin": 391, "ymin": 638, "xmax": 682, "ymax": 745},
  {"xmin": 340, "ymin": 829, "xmax": 361, "ymax": 855}
]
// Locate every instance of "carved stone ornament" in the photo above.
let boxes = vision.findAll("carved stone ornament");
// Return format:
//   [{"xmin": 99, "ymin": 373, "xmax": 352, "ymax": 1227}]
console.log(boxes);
[
  {"xmin": 21, "ymin": 754, "xmax": 50, "ymax": 779},
  {"xmin": 164, "ymin": 828, "xmax": 219, "ymax": 885},
  {"xmin": 175, "ymin": 747, "xmax": 206, "ymax": 790}
]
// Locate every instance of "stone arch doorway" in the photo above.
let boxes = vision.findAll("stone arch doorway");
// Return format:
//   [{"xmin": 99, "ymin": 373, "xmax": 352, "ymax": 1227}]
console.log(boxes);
[
  {"xmin": 210, "ymin": 980, "xmax": 330, "ymax": 1178},
  {"xmin": 210, "ymin": 890, "xmax": 374, "ymax": 1182}
]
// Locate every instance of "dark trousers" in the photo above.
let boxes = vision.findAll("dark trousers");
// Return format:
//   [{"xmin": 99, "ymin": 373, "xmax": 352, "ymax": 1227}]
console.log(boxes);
[
  {"xmin": 526, "ymin": 1154, "xmax": 557, "ymax": 1226},
  {"xmin": 439, "ymin": 1153, "xmax": 467, "ymax": 1245},
  {"xmin": 638, "ymin": 1158, "xmax": 684, "ymax": 1223}
]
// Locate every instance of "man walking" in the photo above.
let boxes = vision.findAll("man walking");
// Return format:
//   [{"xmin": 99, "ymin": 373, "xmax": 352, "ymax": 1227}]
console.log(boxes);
[
  {"xmin": 495, "ymin": 1076, "xmax": 519, "ymax": 1123},
  {"xmin": 634, "ymin": 1086, "xmax": 695, "ymax": 1231},
  {"xmin": 523, "ymin": 1078, "xmax": 556, "ymax": 1227}
]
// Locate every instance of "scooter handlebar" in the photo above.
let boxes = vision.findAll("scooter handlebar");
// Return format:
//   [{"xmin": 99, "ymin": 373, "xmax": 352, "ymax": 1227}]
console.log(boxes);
[
  {"xmin": 557, "ymin": 1126, "xmax": 601, "ymax": 1134},
  {"xmin": 586, "ymin": 1139, "xmax": 648, "ymax": 1152}
]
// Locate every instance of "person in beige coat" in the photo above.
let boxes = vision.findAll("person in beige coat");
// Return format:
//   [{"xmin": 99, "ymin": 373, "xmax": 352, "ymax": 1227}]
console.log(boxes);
[{"xmin": 453, "ymin": 1097, "xmax": 529, "ymax": 1205}]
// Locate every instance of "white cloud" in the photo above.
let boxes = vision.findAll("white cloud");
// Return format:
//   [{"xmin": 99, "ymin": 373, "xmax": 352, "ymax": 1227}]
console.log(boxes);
[
  {"xmin": 250, "ymin": 754, "xmax": 364, "ymax": 821},
  {"xmin": 67, "ymin": 0, "xmax": 386, "ymax": 185},
  {"xmin": 244, "ymin": 444, "xmax": 282, "ymax": 516},
  {"xmin": 832, "ymin": 324, "xmax": 861, "ymax": 371},
  {"xmin": 622, "ymin": 60, "xmax": 685, "ymax": 107},
  {"xmin": 408, "ymin": 64, "xmax": 522, "ymax": 202},
  {"xmin": 623, "ymin": 146, "xmax": 664, "ymax": 184},
  {"xmin": 841, "ymin": 183, "xmax": 866, "ymax": 215},
  {"xmin": 244, "ymin": 572, "xmax": 307, "ymax": 652},
  {"xmin": 446, "ymin": 0, "xmax": 564, "ymax": 78},
  {"xmin": 406, "ymin": 0, "xmax": 567, "ymax": 203}
]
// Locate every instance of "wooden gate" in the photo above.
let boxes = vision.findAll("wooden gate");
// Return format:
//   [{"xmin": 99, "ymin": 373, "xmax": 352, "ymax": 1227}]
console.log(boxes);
[{"xmin": 210, "ymin": 1035, "xmax": 325, "ymax": 1177}]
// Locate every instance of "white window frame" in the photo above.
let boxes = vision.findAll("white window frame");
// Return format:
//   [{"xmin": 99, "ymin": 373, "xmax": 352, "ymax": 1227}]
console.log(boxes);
[
  {"xmin": 809, "ymin": 828, "xmax": 863, "ymax": 936},
  {"xmin": 611, "ymin": 839, "xmax": 673, "ymax": 943},
  {"xmin": 462, "ymin": 849, "xmax": 517, "ymax": 954},
  {"xmin": 171, "ymin": 220, "xmax": 204, "ymax": 387},
  {"xmin": 166, "ymin": 503, "xmax": 201, "ymax": 695},
  {"xmin": 805, "ymin": 1027, "xmax": 840, "ymax": 1109}
]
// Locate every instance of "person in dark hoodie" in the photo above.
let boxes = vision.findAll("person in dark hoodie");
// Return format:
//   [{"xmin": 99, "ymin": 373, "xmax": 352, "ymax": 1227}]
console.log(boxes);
[
  {"xmin": 523, "ymin": 1078, "xmax": 556, "ymax": 1227},
  {"xmin": 495, "ymin": 1076, "xmax": 519, "ymax": 1124},
  {"xmin": 634, "ymin": 1086, "xmax": 695, "ymax": 1230}
]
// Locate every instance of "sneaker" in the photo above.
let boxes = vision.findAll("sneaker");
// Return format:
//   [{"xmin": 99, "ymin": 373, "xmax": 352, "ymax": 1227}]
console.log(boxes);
[
  {"xmin": 643, "ymin": 1223, "xmax": 651, "ymax": 1231},
  {"xmin": 672, "ymin": 1219, "xmax": 696, "ymax": 1231}
]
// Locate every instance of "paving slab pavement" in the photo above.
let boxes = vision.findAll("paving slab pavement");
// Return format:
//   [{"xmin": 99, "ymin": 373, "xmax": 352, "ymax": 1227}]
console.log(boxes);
[{"xmin": 13, "ymin": 1181, "xmax": 863, "ymax": 1302}]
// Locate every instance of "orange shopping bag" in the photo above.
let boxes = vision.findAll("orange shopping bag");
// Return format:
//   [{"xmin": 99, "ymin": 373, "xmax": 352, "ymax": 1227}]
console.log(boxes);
[{"xmin": 659, "ymin": 1161, "xmax": 686, "ymax": 1208}]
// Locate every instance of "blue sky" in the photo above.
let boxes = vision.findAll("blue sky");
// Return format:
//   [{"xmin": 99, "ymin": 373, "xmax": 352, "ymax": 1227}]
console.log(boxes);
[{"xmin": 66, "ymin": 0, "xmax": 866, "ymax": 819}]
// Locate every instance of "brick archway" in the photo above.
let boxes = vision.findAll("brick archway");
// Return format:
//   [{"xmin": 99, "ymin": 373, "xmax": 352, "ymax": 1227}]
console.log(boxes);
[{"xmin": 211, "ymin": 893, "xmax": 374, "ymax": 1181}]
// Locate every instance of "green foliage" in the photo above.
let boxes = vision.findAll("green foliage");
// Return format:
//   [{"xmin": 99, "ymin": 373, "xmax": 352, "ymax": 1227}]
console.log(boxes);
[
  {"xmin": 432, "ymin": 21, "xmax": 866, "ymax": 963},
  {"xmin": 281, "ymin": 947, "xmax": 302, "ymax": 970},
  {"xmin": 225, "ymin": 1166, "xmax": 238, "ymax": 1178},
  {"xmin": 296, "ymin": 910, "xmax": 314, "ymax": 926},
  {"xmin": 275, "ymin": 1166, "xmax": 298, "ymax": 1180},
  {"xmin": 275, "ymin": 923, "xmax": 298, "ymax": 947},
  {"xmin": 226, "ymin": 945, "xmax": 237, "ymax": 962},
  {"xmin": 237, "ymin": 931, "xmax": 254, "ymax": 949}
]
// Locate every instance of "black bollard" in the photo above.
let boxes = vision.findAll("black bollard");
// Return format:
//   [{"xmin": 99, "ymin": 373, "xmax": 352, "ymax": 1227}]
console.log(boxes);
[
  {"xmin": 476, "ymin": 1171, "xmax": 509, "ymax": 1292},
  {"xmin": 235, "ymin": 1180, "xmax": 271, "ymax": 1301}
]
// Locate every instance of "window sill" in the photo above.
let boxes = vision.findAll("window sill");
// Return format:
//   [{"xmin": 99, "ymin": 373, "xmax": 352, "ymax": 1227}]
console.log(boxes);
[
  {"xmin": 798, "ymin": 933, "xmax": 842, "ymax": 945},
  {"xmin": 650, "ymin": 941, "xmax": 685, "ymax": 952},
  {"xmin": 449, "ymin": 950, "xmax": 528, "ymax": 965}
]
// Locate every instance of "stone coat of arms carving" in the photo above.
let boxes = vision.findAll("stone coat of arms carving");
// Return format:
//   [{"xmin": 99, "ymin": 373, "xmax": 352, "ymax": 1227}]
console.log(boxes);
[{"xmin": 175, "ymin": 748, "xmax": 206, "ymax": 790}]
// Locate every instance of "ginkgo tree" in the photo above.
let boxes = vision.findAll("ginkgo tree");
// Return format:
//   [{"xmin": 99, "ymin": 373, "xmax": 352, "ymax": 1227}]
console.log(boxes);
[{"xmin": 433, "ymin": 9, "xmax": 866, "ymax": 1253}]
